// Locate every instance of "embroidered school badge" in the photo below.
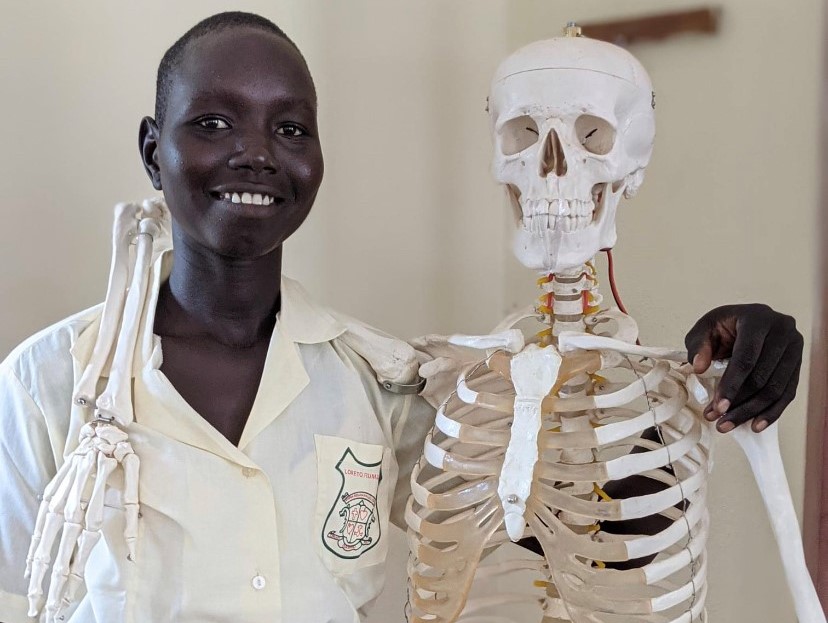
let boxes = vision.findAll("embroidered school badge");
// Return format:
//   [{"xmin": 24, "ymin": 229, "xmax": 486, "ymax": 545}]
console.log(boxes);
[{"xmin": 322, "ymin": 447, "xmax": 382, "ymax": 559}]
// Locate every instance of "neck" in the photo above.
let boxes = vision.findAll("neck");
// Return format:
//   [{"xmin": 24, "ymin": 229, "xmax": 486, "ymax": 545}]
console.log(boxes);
[
  {"xmin": 536, "ymin": 261, "xmax": 601, "ymax": 342},
  {"xmin": 154, "ymin": 231, "xmax": 282, "ymax": 348}
]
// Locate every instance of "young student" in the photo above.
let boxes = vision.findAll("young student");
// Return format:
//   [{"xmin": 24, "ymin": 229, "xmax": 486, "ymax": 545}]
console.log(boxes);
[{"xmin": 0, "ymin": 12, "xmax": 804, "ymax": 623}]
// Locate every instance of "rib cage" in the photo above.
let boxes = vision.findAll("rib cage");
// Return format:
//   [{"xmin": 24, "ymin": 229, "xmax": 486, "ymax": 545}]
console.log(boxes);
[{"xmin": 406, "ymin": 323, "xmax": 714, "ymax": 623}]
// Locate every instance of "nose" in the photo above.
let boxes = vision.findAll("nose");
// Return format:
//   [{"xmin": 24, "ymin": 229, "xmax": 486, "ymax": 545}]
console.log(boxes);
[
  {"xmin": 227, "ymin": 138, "xmax": 279, "ymax": 174},
  {"xmin": 539, "ymin": 129, "xmax": 568, "ymax": 178}
]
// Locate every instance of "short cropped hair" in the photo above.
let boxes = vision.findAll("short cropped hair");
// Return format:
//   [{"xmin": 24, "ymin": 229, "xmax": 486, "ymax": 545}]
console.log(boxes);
[{"xmin": 155, "ymin": 11, "xmax": 311, "ymax": 128}]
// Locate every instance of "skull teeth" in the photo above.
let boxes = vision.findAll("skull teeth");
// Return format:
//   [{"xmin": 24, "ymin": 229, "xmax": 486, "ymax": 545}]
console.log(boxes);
[{"xmin": 520, "ymin": 198, "xmax": 594, "ymax": 234}]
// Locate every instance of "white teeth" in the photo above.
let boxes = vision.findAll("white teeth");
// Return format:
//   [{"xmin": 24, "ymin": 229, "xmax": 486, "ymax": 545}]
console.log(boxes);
[
  {"xmin": 221, "ymin": 192, "xmax": 275, "ymax": 206},
  {"xmin": 520, "ymin": 197, "xmax": 595, "ymax": 233},
  {"xmin": 549, "ymin": 199, "xmax": 561, "ymax": 216},
  {"xmin": 549, "ymin": 199, "xmax": 563, "ymax": 216}
]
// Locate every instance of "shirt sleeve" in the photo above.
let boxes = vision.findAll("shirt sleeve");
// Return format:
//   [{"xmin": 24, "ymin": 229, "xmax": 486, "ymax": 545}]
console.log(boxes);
[
  {"xmin": 385, "ymin": 393, "xmax": 436, "ymax": 530},
  {"xmin": 330, "ymin": 335, "xmax": 437, "ymax": 530},
  {"xmin": 0, "ymin": 366, "xmax": 58, "ymax": 623}
]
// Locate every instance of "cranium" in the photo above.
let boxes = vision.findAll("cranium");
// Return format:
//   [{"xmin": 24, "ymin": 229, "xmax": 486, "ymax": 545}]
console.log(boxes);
[{"xmin": 489, "ymin": 34, "xmax": 656, "ymax": 272}]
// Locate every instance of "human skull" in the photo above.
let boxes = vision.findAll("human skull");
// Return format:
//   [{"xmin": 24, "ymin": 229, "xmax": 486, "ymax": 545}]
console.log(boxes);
[{"xmin": 489, "ymin": 35, "xmax": 656, "ymax": 272}]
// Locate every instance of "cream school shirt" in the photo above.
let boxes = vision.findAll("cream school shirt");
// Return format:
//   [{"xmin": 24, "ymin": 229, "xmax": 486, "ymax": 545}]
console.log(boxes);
[{"xmin": 0, "ymin": 256, "xmax": 435, "ymax": 623}]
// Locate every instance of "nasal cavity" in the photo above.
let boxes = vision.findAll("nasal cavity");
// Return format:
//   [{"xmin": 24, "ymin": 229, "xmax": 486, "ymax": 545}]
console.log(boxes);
[{"xmin": 540, "ymin": 129, "xmax": 568, "ymax": 178}]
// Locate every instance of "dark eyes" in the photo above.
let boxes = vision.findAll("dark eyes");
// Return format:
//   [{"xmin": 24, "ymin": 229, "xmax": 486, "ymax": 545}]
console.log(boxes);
[
  {"xmin": 196, "ymin": 117, "xmax": 230, "ymax": 130},
  {"xmin": 194, "ymin": 117, "xmax": 307, "ymax": 137},
  {"xmin": 275, "ymin": 124, "xmax": 306, "ymax": 137}
]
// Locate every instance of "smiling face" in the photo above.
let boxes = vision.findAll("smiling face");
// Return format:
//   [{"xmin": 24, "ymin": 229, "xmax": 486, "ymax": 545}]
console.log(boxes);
[{"xmin": 140, "ymin": 26, "xmax": 323, "ymax": 259}]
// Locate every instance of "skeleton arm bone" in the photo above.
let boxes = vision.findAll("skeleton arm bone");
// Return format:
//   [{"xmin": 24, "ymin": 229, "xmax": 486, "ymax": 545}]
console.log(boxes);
[
  {"xmin": 25, "ymin": 201, "xmax": 163, "ymax": 621},
  {"xmin": 411, "ymin": 331, "xmax": 524, "ymax": 409},
  {"xmin": 730, "ymin": 425, "xmax": 826, "ymax": 623},
  {"xmin": 448, "ymin": 330, "xmax": 525, "ymax": 354}
]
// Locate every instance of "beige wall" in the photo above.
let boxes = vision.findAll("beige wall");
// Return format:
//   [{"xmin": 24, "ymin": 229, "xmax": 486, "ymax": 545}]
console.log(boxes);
[{"xmin": 0, "ymin": 2, "xmax": 822, "ymax": 622}]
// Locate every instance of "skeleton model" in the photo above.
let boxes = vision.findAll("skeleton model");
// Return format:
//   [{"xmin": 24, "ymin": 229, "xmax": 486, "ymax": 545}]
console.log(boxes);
[
  {"xmin": 25, "ymin": 198, "xmax": 171, "ymax": 622},
  {"xmin": 406, "ymin": 27, "xmax": 824, "ymax": 623}
]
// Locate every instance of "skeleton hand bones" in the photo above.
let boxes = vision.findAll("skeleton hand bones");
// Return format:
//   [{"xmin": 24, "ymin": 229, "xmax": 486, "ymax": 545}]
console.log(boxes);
[{"xmin": 25, "ymin": 422, "xmax": 139, "ymax": 622}]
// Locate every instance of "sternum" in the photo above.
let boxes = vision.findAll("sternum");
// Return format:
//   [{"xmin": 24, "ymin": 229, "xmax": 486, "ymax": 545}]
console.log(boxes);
[{"xmin": 537, "ymin": 262, "xmax": 602, "ymax": 524}]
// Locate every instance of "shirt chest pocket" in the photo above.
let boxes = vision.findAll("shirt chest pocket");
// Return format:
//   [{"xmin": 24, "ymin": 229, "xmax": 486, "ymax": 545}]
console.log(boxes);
[{"xmin": 314, "ymin": 434, "xmax": 392, "ymax": 576}]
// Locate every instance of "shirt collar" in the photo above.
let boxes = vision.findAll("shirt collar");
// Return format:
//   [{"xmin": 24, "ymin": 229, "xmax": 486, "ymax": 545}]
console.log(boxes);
[
  {"xmin": 69, "ymin": 312, "xmax": 101, "ymax": 369},
  {"xmin": 277, "ymin": 276, "xmax": 346, "ymax": 345},
  {"xmin": 70, "ymin": 257, "xmax": 346, "ymax": 371}
]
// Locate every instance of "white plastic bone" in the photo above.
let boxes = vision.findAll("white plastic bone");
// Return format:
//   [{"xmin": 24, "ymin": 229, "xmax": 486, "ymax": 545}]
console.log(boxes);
[
  {"xmin": 499, "ymin": 345, "xmax": 561, "ymax": 540},
  {"xmin": 96, "ymin": 204, "xmax": 163, "ymax": 426},
  {"xmin": 74, "ymin": 202, "xmax": 140, "ymax": 407},
  {"xmin": 27, "ymin": 422, "xmax": 141, "ymax": 621},
  {"xmin": 558, "ymin": 330, "xmax": 688, "ymax": 362},
  {"xmin": 449, "ymin": 330, "xmax": 525, "ymax": 354},
  {"xmin": 407, "ymin": 308, "xmax": 713, "ymax": 622},
  {"xmin": 731, "ymin": 424, "xmax": 826, "ymax": 623},
  {"xmin": 337, "ymin": 312, "xmax": 420, "ymax": 386},
  {"xmin": 26, "ymin": 199, "xmax": 170, "ymax": 621},
  {"xmin": 585, "ymin": 307, "xmax": 639, "ymax": 344},
  {"xmin": 489, "ymin": 36, "xmax": 655, "ymax": 272}
]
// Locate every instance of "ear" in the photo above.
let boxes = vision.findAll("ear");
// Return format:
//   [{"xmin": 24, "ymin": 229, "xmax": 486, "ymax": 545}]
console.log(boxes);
[{"xmin": 139, "ymin": 116, "xmax": 163, "ymax": 190}]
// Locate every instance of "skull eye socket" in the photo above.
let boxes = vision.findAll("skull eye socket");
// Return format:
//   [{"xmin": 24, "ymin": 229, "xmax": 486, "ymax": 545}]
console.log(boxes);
[
  {"xmin": 499, "ymin": 115, "xmax": 539, "ymax": 156},
  {"xmin": 575, "ymin": 115, "xmax": 615, "ymax": 155}
]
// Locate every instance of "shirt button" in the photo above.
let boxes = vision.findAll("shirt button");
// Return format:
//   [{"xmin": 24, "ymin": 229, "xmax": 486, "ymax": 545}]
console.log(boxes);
[
  {"xmin": 252, "ymin": 575, "xmax": 266, "ymax": 590},
  {"xmin": 242, "ymin": 467, "xmax": 255, "ymax": 478}
]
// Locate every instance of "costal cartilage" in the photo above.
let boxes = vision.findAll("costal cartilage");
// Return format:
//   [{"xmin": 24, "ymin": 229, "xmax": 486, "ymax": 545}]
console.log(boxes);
[
  {"xmin": 26, "ymin": 199, "xmax": 167, "ymax": 621},
  {"xmin": 408, "ymin": 301, "xmax": 713, "ymax": 622},
  {"xmin": 410, "ymin": 301, "xmax": 821, "ymax": 623},
  {"xmin": 731, "ymin": 425, "xmax": 827, "ymax": 623}
]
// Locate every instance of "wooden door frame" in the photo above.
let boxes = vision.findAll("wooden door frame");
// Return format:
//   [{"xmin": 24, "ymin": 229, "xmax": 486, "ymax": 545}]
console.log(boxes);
[{"xmin": 803, "ymin": 0, "xmax": 828, "ymax": 605}]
